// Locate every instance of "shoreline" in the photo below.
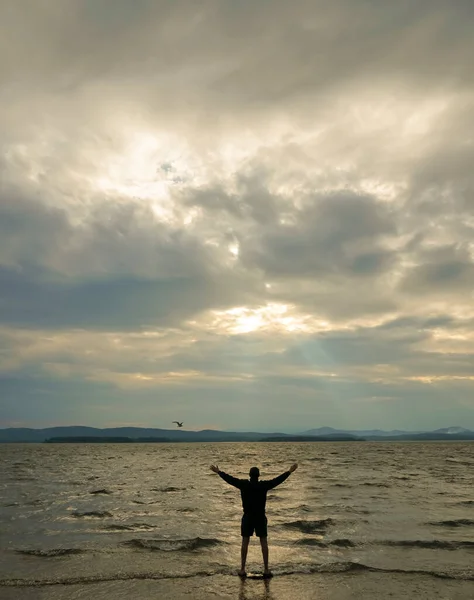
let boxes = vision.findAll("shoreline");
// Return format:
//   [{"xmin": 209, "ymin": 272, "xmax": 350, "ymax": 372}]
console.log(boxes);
[{"xmin": 2, "ymin": 572, "xmax": 474, "ymax": 600}]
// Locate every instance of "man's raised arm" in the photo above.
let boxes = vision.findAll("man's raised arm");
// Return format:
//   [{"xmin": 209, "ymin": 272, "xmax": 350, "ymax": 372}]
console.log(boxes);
[
  {"xmin": 210, "ymin": 464, "xmax": 243, "ymax": 488},
  {"xmin": 264, "ymin": 463, "xmax": 298, "ymax": 490}
]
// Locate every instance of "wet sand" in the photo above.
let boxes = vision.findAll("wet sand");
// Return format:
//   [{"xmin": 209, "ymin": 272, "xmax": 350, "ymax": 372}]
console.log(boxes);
[{"xmin": 3, "ymin": 573, "xmax": 474, "ymax": 600}]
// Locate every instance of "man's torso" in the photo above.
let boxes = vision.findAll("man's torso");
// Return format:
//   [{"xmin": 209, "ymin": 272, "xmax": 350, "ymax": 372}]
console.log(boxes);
[{"xmin": 240, "ymin": 480, "xmax": 268, "ymax": 516}]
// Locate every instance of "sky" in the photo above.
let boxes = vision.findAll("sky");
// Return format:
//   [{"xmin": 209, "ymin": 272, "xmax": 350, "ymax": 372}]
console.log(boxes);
[{"xmin": 1, "ymin": 0, "xmax": 473, "ymax": 433}]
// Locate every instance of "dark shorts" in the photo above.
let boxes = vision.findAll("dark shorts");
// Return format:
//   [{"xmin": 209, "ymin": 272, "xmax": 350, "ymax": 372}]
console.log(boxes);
[{"xmin": 241, "ymin": 514, "xmax": 268, "ymax": 538}]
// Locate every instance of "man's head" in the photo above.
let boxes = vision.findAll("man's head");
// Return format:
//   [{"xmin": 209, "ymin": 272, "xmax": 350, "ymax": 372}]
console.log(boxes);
[{"xmin": 249, "ymin": 466, "xmax": 260, "ymax": 480}]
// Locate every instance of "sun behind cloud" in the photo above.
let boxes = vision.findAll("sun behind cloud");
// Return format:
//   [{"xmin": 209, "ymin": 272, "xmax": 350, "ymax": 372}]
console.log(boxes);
[{"xmin": 208, "ymin": 304, "xmax": 330, "ymax": 335}]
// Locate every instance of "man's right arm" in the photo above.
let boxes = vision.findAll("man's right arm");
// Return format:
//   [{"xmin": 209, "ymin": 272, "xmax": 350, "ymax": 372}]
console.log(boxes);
[
  {"xmin": 218, "ymin": 470, "xmax": 244, "ymax": 489},
  {"xmin": 210, "ymin": 465, "xmax": 243, "ymax": 489}
]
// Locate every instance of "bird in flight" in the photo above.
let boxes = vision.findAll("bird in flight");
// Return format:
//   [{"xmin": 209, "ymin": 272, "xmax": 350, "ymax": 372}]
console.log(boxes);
[{"xmin": 172, "ymin": 421, "xmax": 183, "ymax": 428}]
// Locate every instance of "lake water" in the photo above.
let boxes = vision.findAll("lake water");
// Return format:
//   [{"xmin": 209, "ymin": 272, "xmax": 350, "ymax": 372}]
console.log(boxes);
[{"xmin": 1, "ymin": 442, "xmax": 474, "ymax": 599}]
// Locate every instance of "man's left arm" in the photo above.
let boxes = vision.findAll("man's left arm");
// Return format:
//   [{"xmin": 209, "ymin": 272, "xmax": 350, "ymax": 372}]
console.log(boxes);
[
  {"xmin": 264, "ymin": 463, "xmax": 298, "ymax": 490},
  {"xmin": 264, "ymin": 470, "xmax": 291, "ymax": 490}
]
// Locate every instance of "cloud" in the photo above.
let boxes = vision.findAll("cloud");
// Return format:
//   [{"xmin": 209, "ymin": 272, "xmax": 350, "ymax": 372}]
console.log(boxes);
[
  {"xmin": 1, "ymin": 0, "xmax": 474, "ymax": 429},
  {"xmin": 400, "ymin": 243, "xmax": 474, "ymax": 295},
  {"xmin": 239, "ymin": 189, "xmax": 397, "ymax": 275},
  {"xmin": 0, "ymin": 187, "xmax": 265, "ymax": 328}
]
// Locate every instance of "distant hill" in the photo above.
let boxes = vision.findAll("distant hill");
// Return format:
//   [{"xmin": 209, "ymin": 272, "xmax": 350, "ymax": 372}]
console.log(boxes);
[
  {"xmin": 431, "ymin": 427, "xmax": 472, "ymax": 435},
  {"xmin": 365, "ymin": 432, "xmax": 474, "ymax": 441},
  {"xmin": 1, "ymin": 425, "xmax": 473, "ymax": 443},
  {"xmin": 44, "ymin": 436, "xmax": 171, "ymax": 443},
  {"xmin": 0, "ymin": 426, "xmax": 289, "ymax": 443},
  {"xmin": 262, "ymin": 434, "xmax": 363, "ymax": 442},
  {"xmin": 300, "ymin": 426, "xmax": 474, "ymax": 441},
  {"xmin": 277, "ymin": 429, "xmax": 474, "ymax": 442},
  {"xmin": 300, "ymin": 426, "xmax": 423, "ymax": 437}
]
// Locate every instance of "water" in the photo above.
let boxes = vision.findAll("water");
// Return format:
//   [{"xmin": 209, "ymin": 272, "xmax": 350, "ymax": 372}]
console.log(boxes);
[{"xmin": 1, "ymin": 442, "xmax": 474, "ymax": 598}]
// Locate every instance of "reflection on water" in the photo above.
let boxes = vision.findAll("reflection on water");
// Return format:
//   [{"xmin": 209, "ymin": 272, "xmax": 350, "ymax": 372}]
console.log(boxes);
[{"xmin": 239, "ymin": 577, "xmax": 274, "ymax": 600}]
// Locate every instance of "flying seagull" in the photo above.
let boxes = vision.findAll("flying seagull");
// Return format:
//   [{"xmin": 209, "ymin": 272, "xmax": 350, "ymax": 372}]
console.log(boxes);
[{"xmin": 172, "ymin": 421, "xmax": 183, "ymax": 428}]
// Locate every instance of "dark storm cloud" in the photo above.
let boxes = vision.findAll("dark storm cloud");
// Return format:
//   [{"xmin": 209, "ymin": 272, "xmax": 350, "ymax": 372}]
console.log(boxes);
[
  {"xmin": 400, "ymin": 244, "xmax": 474, "ymax": 295},
  {"xmin": 182, "ymin": 171, "xmax": 281, "ymax": 225},
  {"xmin": 0, "ymin": 267, "xmax": 227, "ymax": 329},
  {"xmin": 2, "ymin": 1, "xmax": 474, "ymax": 106},
  {"xmin": 0, "ymin": 190, "xmax": 69, "ymax": 267},
  {"xmin": 239, "ymin": 191, "xmax": 398, "ymax": 279},
  {"xmin": 0, "ymin": 189, "xmax": 262, "ymax": 329},
  {"xmin": 182, "ymin": 180, "xmax": 402, "ymax": 319}
]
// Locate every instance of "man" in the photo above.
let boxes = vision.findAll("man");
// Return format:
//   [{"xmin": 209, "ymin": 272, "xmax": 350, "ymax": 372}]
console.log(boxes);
[{"xmin": 210, "ymin": 462, "xmax": 298, "ymax": 577}]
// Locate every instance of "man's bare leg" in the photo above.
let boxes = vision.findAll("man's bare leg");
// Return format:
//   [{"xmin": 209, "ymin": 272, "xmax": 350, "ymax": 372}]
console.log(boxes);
[
  {"xmin": 239, "ymin": 537, "xmax": 250, "ymax": 576},
  {"xmin": 259, "ymin": 537, "xmax": 272, "ymax": 576}
]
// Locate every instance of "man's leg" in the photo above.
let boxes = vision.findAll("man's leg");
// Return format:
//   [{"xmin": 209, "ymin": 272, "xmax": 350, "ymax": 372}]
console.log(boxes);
[
  {"xmin": 256, "ymin": 517, "xmax": 271, "ymax": 576},
  {"xmin": 240, "ymin": 515, "xmax": 254, "ymax": 575},
  {"xmin": 259, "ymin": 536, "xmax": 271, "ymax": 575},
  {"xmin": 239, "ymin": 537, "xmax": 250, "ymax": 576}
]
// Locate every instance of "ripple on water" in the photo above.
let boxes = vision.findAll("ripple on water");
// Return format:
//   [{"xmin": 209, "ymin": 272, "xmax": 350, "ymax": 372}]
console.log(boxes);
[
  {"xmin": 283, "ymin": 519, "xmax": 335, "ymax": 534},
  {"xmin": 103, "ymin": 522, "xmax": 155, "ymax": 531},
  {"xmin": 429, "ymin": 519, "xmax": 474, "ymax": 527},
  {"xmin": 71, "ymin": 511, "xmax": 113, "ymax": 518},
  {"xmin": 295, "ymin": 538, "xmax": 356, "ymax": 548},
  {"xmin": 122, "ymin": 537, "xmax": 223, "ymax": 552},
  {"xmin": 15, "ymin": 548, "xmax": 85, "ymax": 557}
]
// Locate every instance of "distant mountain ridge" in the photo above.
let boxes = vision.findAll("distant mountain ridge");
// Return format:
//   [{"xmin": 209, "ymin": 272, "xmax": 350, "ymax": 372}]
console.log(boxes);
[
  {"xmin": 301, "ymin": 426, "xmax": 473, "ymax": 437},
  {"xmin": 0, "ymin": 426, "xmax": 289, "ymax": 443},
  {"xmin": 432, "ymin": 427, "xmax": 472, "ymax": 435},
  {"xmin": 1, "ymin": 425, "xmax": 474, "ymax": 443},
  {"xmin": 300, "ymin": 426, "xmax": 416, "ymax": 437}
]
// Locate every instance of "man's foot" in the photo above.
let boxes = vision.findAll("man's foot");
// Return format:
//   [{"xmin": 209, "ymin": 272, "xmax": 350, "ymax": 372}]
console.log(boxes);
[
  {"xmin": 263, "ymin": 569, "xmax": 273, "ymax": 578},
  {"xmin": 238, "ymin": 569, "xmax": 247, "ymax": 578}
]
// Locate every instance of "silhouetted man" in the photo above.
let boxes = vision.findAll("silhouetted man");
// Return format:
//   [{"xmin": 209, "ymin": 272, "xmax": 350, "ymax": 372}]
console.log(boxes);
[{"xmin": 210, "ymin": 463, "xmax": 298, "ymax": 577}]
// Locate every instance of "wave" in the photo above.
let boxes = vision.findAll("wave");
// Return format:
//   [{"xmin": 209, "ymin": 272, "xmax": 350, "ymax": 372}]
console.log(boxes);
[
  {"xmin": 382, "ymin": 540, "xmax": 474, "ymax": 550},
  {"xmin": 15, "ymin": 548, "xmax": 84, "ymax": 557},
  {"xmin": 103, "ymin": 522, "xmax": 155, "ymax": 531},
  {"xmin": 283, "ymin": 519, "xmax": 335, "ymax": 533},
  {"xmin": 360, "ymin": 482, "xmax": 390, "ymax": 488},
  {"xmin": 295, "ymin": 538, "xmax": 356, "ymax": 548},
  {"xmin": 429, "ymin": 519, "xmax": 474, "ymax": 527},
  {"xmin": 122, "ymin": 537, "xmax": 222, "ymax": 552},
  {"xmin": 294, "ymin": 538, "xmax": 474, "ymax": 551},
  {"xmin": 3, "ymin": 561, "xmax": 474, "ymax": 586},
  {"xmin": 89, "ymin": 489, "xmax": 112, "ymax": 495},
  {"xmin": 151, "ymin": 486, "xmax": 185, "ymax": 493},
  {"xmin": 446, "ymin": 458, "xmax": 474, "ymax": 466},
  {"xmin": 71, "ymin": 510, "xmax": 113, "ymax": 518},
  {"xmin": 346, "ymin": 507, "xmax": 371, "ymax": 515},
  {"xmin": 324, "ymin": 504, "xmax": 371, "ymax": 515}
]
